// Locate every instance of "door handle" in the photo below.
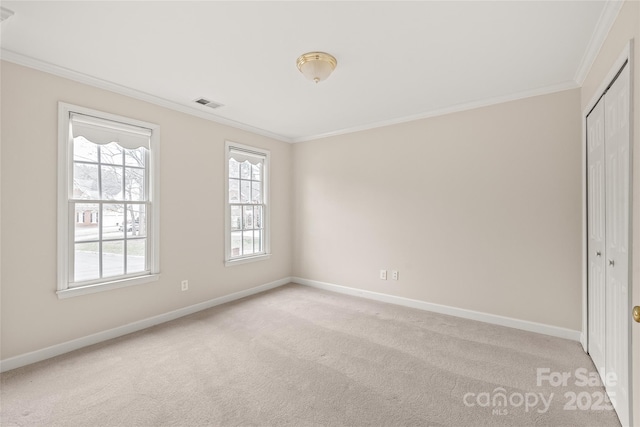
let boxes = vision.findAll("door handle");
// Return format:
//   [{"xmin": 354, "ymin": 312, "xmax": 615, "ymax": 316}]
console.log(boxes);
[
  {"xmin": 608, "ymin": 259, "xmax": 615, "ymax": 267},
  {"xmin": 634, "ymin": 306, "xmax": 640, "ymax": 323}
]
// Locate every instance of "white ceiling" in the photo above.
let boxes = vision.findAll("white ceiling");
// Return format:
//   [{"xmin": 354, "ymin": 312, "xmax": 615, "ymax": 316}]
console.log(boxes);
[{"xmin": 0, "ymin": 1, "xmax": 619, "ymax": 142}]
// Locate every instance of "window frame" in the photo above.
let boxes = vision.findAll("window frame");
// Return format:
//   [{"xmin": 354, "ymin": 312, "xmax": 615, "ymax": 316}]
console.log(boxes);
[
  {"xmin": 224, "ymin": 141, "xmax": 270, "ymax": 266},
  {"xmin": 57, "ymin": 102, "xmax": 160, "ymax": 298}
]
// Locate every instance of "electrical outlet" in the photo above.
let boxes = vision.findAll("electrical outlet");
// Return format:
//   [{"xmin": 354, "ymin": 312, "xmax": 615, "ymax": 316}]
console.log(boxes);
[
  {"xmin": 181, "ymin": 280, "xmax": 189, "ymax": 291},
  {"xmin": 380, "ymin": 270, "xmax": 387, "ymax": 280},
  {"xmin": 392, "ymin": 270, "xmax": 399, "ymax": 280}
]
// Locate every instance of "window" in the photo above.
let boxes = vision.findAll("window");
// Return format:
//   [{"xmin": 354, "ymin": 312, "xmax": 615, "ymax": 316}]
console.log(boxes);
[
  {"xmin": 225, "ymin": 142, "xmax": 270, "ymax": 265},
  {"xmin": 57, "ymin": 103, "xmax": 160, "ymax": 298}
]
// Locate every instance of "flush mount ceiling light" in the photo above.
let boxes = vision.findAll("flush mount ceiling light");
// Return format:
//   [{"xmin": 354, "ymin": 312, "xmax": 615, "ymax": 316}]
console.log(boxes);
[{"xmin": 296, "ymin": 52, "xmax": 337, "ymax": 84}]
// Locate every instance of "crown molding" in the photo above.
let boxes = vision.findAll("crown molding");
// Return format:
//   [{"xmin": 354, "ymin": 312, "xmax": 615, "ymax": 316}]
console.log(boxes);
[
  {"xmin": 292, "ymin": 80, "xmax": 580, "ymax": 143},
  {"xmin": 0, "ymin": 49, "xmax": 293, "ymax": 143},
  {"xmin": 574, "ymin": 0, "xmax": 625, "ymax": 85},
  {"xmin": 1, "ymin": 49, "xmax": 581, "ymax": 145}
]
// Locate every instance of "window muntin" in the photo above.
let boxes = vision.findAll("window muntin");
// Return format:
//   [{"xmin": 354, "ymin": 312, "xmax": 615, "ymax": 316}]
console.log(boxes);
[
  {"xmin": 226, "ymin": 143, "xmax": 269, "ymax": 263},
  {"xmin": 58, "ymin": 104, "xmax": 159, "ymax": 296}
]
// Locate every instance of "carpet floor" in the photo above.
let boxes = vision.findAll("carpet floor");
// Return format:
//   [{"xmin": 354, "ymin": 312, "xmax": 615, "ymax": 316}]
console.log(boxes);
[{"xmin": 1, "ymin": 284, "xmax": 621, "ymax": 426}]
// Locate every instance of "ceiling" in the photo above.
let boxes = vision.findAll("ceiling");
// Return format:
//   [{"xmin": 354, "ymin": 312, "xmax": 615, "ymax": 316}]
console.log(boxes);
[{"xmin": 0, "ymin": 1, "xmax": 620, "ymax": 143}]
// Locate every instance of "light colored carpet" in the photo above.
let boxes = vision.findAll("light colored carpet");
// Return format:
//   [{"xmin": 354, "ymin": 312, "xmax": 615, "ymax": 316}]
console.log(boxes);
[{"xmin": 1, "ymin": 283, "xmax": 621, "ymax": 426}]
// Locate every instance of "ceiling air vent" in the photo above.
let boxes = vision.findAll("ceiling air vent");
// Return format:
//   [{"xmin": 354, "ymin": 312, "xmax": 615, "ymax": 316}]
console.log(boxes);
[{"xmin": 194, "ymin": 98, "xmax": 224, "ymax": 109}]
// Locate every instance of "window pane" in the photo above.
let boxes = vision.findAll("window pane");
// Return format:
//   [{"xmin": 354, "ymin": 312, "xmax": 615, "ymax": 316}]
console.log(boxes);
[
  {"xmin": 229, "ymin": 158, "xmax": 240, "ymax": 178},
  {"xmin": 65, "ymin": 108, "xmax": 156, "ymax": 290},
  {"xmin": 226, "ymin": 146, "xmax": 267, "ymax": 262},
  {"xmin": 73, "ymin": 137, "xmax": 98, "ymax": 163},
  {"xmin": 251, "ymin": 181, "xmax": 262, "ymax": 203},
  {"xmin": 229, "ymin": 179, "xmax": 239, "ymax": 203},
  {"xmin": 254, "ymin": 206, "xmax": 263, "ymax": 229},
  {"xmin": 240, "ymin": 161, "xmax": 251, "ymax": 179},
  {"xmin": 103, "ymin": 204, "xmax": 124, "ymax": 239},
  {"xmin": 127, "ymin": 239, "xmax": 146, "ymax": 274},
  {"xmin": 127, "ymin": 204, "xmax": 146, "ymax": 237},
  {"xmin": 100, "ymin": 142, "xmax": 123, "ymax": 165},
  {"xmin": 73, "ymin": 163, "xmax": 100, "ymax": 199},
  {"xmin": 74, "ymin": 242, "xmax": 99, "ymax": 283},
  {"xmin": 240, "ymin": 180, "xmax": 251, "ymax": 203},
  {"xmin": 103, "ymin": 240, "xmax": 124, "ymax": 278},
  {"xmin": 124, "ymin": 147, "xmax": 146, "ymax": 167},
  {"xmin": 251, "ymin": 163, "xmax": 262, "ymax": 181},
  {"xmin": 243, "ymin": 231, "xmax": 254, "ymax": 255},
  {"xmin": 74, "ymin": 203, "xmax": 99, "ymax": 241},
  {"xmin": 254, "ymin": 230, "xmax": 262, "ymax": 253},
  {"xmin": 101, "ymin": 165, "xmax": 123, "ymax": 200},
  {"xmin": 243, "ymin": 206, "xmax": 254, "ymax": 230},
  {"xmin": 231, "ymin": 231, "xmax": 242, "ymax": 257},
  {"xmin": 125, "ymin": 167, "xmax": 145, "ymax": 201},
  {"xmin": 231, "ymin": 206, "xmax": 242, "ymax": 231}
]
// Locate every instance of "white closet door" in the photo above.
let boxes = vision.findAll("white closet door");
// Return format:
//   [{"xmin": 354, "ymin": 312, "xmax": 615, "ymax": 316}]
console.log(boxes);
[
  {"xmin": 604, "ymin": 63, "xmax": 630, "ymax": 427},
  {"xmin": 587, "ymin": 98, "xmax": 606, "ymax": 378}
]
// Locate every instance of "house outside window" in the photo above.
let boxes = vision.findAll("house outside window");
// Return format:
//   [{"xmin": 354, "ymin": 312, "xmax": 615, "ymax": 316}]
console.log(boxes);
[
  {"xmin": 57, "ymin": 103, "xmax": 160, "ymax": 298},
  {"xmin": 225, "ymin": 141, "xmax": 270, "ymax": 265}
]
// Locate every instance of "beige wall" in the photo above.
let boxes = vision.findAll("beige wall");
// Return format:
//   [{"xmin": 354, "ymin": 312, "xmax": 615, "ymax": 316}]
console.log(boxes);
[
  {"xmin": 2, "ymin": 9, "xmax": 637, "ymax": 419},
  {"xmin": 581, "ymin": 0, "xmax": 640, "ymax": 422},
  {"xmin": 0, "ymin": 59, "xmax": 584, "ymax": 360},
  {"xmin": 0, "ymin": 61, "xmax": 292, "ymax": 359},
  {"xmin": 292, "ymin": 89, "xmax": 583, "ymax": 330}
]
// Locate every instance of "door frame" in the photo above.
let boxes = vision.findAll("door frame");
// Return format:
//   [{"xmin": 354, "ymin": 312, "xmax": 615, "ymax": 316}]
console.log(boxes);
[{"xmin": 581, "ymin": 39, "xmax": 634, "ymax": 424}]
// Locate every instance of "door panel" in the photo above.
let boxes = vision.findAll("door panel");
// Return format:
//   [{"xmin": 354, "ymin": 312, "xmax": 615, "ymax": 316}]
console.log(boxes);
[
  {"xmin": 604, "ymin": 63, "xmax": 630, "ymax": 427},
  {"xmin": 587, "ymin": 97, "xmax": 606, "ymax": 378}
]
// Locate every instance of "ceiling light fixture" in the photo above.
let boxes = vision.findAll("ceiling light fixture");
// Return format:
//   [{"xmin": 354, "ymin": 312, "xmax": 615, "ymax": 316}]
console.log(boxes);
[{"xmin": 296, "ymin": 52, "xmax": 337, "ymax": 84}]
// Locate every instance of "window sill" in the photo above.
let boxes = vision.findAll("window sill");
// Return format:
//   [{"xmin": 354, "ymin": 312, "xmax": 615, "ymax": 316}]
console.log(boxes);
[
  {"xmin": 225, "ymin": 253, "xmax": 271, "ymax": 267},
  {"xmin": 57, "ymin": 274, "xmax": 160, "ymax": 299}
]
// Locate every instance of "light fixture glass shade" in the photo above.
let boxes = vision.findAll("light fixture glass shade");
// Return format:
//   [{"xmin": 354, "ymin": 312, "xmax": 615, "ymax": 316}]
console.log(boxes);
[{"xmin": 296, "ymin": 52, "xmax": 337, "ymax": 83}]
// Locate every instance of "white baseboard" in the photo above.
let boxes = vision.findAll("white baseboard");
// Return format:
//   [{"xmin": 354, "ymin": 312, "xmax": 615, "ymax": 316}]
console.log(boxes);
[
  {"xmin": 0, "ymin": 277, "xmax": 291, "ymax": 373},
  {"xmin": 292, "ymin": 277, "xmax": 582, "ymax": 342},
  {"xmin": 1, "ymin": 276, "xmax": 582, "ymax": 373}
]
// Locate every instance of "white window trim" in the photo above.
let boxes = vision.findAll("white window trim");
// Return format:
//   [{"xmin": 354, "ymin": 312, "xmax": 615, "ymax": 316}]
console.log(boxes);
[
  {"xmin": 224, "ymin": 141, "xmax": 270, "ymax": 266},
  {"xmin": 57, "ymin": 102, "xmax": 160, "ymax": 298}
]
